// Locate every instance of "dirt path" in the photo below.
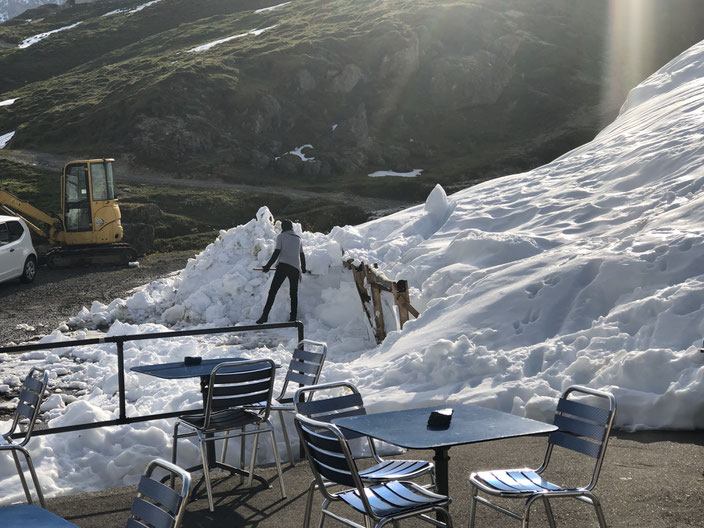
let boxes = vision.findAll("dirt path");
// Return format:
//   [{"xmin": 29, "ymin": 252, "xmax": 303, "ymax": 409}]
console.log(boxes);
[
  {"xmin": 0, "ymin": 250, "xmax": 194, "ymax": 347},
  {"xmin": 0, "ymin": 149, "xmax": 413, "ymax": 217}
]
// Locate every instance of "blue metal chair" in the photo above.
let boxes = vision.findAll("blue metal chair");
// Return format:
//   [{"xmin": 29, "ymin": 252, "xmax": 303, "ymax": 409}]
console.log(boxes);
[
  {"xmin": 294, "ymin": 381, "xmax": 435, "ymax": 527},
  {"xmin": 468, "ymin": 385, "xmax": 617, "ymax": 528},
  {"xmin": 0, "ymin": 367, "xmax": 49, "ymax": 507},
  {"xmin": 295, "ymin": 413, "xmax": 453, "ymax": 528},
  {"xmin": 171, "ymin": 359, "xmax": 285, "ymax": 511},
  {"xmin": 0, "ymin": 458, "xmax": 191, "ymax": 528},
  {"xmin": 127, "ymin": 458, "xmax": 192, "ymax": 528},
  {"xmin": 264, "ymin": 339, "xmax": 327, "ymax": 466}
]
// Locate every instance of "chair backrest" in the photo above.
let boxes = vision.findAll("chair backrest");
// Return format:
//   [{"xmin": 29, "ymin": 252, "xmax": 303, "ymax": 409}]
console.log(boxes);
[
  {"xmin": 275, "ymin": 340, "xmax": 327, "ymax": 403},
  {"xmin": 204, "ymin": 359, "xmax": 276, "ymax": 428},
  {"xmin": 542, "ymin": 385, "xmax": 617, "ymax": 490},
  {"xmin": 127, "ymin": 458, "xmax": 191, "ymax": 528},
  {"xmin": 293, "ymin": 381, "xmax": 369, "ymax": 441},
  {"xmin": 4, "ymin": 367, "xmax": 49, "ymax": 447},
  {"xmin": 294, "ymin": 413, "xmax": 373, "ymax": 511}
]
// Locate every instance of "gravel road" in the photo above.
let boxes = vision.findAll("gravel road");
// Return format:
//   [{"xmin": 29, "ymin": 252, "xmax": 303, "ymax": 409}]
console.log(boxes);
[{"xmin": 0, "ymin": 250, "xmax": 194, "ymax": 347}]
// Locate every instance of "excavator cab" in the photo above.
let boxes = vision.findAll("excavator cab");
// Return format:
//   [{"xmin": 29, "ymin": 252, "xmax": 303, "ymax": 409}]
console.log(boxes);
[
  {"xmin": 0, "ymin": 158, "xmax": 136, "ymax": 267},
  {"xmin": 60, "ymin": 159, "xmax": 123, "ymax": 244}
]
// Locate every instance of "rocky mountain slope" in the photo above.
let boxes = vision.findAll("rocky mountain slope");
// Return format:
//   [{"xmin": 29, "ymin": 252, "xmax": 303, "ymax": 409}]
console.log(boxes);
[{"xmin": 1, "ymin": 0, "xmax": 703, "ymax": 200}]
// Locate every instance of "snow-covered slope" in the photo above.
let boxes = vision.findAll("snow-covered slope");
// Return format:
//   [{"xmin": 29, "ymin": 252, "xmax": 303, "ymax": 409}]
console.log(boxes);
[
  {"xmin": 0, "ymin": 0, "xmax": 51, "ymax": 22},
  {"xmin": 4, "ymin": 37, "xmax": 704, "ymax": 503}
]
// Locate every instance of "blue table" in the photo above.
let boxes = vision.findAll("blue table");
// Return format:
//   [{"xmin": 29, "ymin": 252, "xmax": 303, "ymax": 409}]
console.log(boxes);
[
  {"xmin": 0, "ymin": 504, "xmax": 77, "ymax": 527},
  {"xmin": 332, "ymin": 404, "xmax": 557, "ymax": 497},
  {"xmin": 131, "ymin": 358, "xmax": 270, "ymax": 489},
  {"xmin": 131, "ymin": 358, "xmax": 249, "ymax": 380}
]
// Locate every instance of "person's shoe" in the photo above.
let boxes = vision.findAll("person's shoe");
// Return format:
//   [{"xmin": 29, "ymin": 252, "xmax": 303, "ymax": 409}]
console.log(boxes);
[{"xmin": 256, "ymin": 315, "xmax": 267, "ymax": 324}]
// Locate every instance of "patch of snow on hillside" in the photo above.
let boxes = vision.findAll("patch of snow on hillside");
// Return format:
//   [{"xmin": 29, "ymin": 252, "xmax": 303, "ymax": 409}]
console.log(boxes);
[
  {"xmin": 288, "ymin": 144, "xmax": 314, "ymax": 161},
  {"xmin": 368, "ymin": 169, "xmax": 423, "ymax": 178},
  {"xmin": 19, "ymin": 21, "xmax": 81, "ymax": 48},
  {"xmin": 186, "ymin": 25, "xmax": 276, "ymax": 53},
  {"xmin": 0, "ymin": 131, "xmax": 15, "ymax": 148},
  {"xmin": 255, "ymin": 2, "xmax": 290, "ymax": 13},
  {"xmin": 0, "ymin": 98, "xmax": 17, "ymax": 107},
  {"xmin": 103, "ymin": 0, "xmax": 162, "ymax": 16}
]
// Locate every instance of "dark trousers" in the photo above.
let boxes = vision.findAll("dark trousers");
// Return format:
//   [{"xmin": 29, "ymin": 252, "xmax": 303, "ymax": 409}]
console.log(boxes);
[{"xmin": 262, "ymin": 263, "xmax": 299, "ymax": 319}]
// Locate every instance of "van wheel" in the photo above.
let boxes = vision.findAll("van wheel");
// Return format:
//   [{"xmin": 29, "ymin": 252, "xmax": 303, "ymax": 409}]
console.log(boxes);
[{"xmin": 20, "ymin": 256, "xmax": 37, "ymax": 283}]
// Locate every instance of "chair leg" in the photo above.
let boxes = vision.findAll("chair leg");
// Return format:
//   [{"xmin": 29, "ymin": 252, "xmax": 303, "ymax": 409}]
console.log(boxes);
[
  {"xmin": 278, "ymin": 410, "xmax": 295, "ymax": 467},
  {"xmin": 220, "ymin": 436, "xmax": 229, "ymax": 463},
  {"xmin": 11, "ymin": 448, "xmax": 46, "ymax": 508},
  {"xmin": 240, "ymin": 426, "xmax": 246, "ymax": 484},
  {"xmin": 304, "ymin": 480, "xmax": 317, "ymax": 528},
  {"xmin": 443, "ymin": 507, "xmax": 454, "ymax": 528},
  {"xmin": 200, "ymin": 438, "xmax": 215, "ymax": 512},
  {"xmin": 588, "ymin": 493, "xmax": 608, "ymax": 528},
  {"xmin": 11, "ymin": 449, "xmax": 32, "ymax": 505},
  {"xmin": 21, "ymin": 450, "xmax": 46, "ymax": 509},
  {"xmin": 542, "ymin": 496, "xmax": 556, "ymax": 528},
  {"xmin": 247, "ymin": 427, "xmax": 261, "ymax": 487},
  {"xmin": 268, "ymin": 428, "xmax": 287, "ymax": 498},
  {"xmin": 318, "ymin": 498, "xmax": 331, "ymax": 528},
  {"xmin": 523, "ymin": 495, "xmax": 542, "ymax": 528},
  {"xmin": 468, "ymin": 486, "xmax": 478, "ymax": 528}
]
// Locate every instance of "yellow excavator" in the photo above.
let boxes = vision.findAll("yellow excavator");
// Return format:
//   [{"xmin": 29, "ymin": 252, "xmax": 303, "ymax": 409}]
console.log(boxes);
[{"xmin": 0, "ymin": 158, "xmax": 137, "ymax": 267}]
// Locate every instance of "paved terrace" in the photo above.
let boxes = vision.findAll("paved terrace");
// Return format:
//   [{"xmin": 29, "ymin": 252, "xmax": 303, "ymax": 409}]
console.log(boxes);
[{"xmin": 44, "ymin": 430, "xmax": 703, "ymax": 527}]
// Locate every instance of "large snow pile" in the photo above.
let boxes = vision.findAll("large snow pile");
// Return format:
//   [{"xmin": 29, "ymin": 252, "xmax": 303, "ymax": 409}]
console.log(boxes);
[{"xmin": 3, "ymin": 37, "xmax": 704, "ymax": 503}]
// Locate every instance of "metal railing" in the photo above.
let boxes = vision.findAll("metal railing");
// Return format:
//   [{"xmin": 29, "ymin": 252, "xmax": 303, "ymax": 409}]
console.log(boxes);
[{"xmin": 0, "ymin": 322, "xmax": 304, "ymax": 439}]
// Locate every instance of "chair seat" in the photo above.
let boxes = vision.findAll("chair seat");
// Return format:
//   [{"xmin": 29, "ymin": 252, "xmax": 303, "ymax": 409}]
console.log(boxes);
[
  {"xmin": 470, "ymin": 468, "xmax": 563, "ymax": 496},
  {"xmin": 360, "ymin": 459, "xmax": 433, "ymax": 482},
  {"xmin": 0, "ymin": 504, "xmax": 78, "ymax": 527},
  {"xmin": 179, "ymin": 408, "xmax": 263, "ymax": 432},
  {"xmin": 339, "ymin": 480, "xmax": 449, "ymax": 518}
]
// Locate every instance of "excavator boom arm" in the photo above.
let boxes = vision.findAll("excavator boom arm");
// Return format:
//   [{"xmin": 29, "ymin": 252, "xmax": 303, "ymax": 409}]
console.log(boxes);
[{"xmin": 0, "ymin": 190, "xmax": 57, "ymax": 240}]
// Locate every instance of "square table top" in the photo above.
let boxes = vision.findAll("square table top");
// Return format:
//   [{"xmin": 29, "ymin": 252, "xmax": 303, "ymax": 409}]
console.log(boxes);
[
  {"xmin": 130, "ymin": 358, "xmax": 248, "ymax": 379},
  {"xmin": 0, "ymin": 504, "xmax": 78, "ymax": 527},
  {"xmin": 332, "ymin": 404, "xmax": 556, "ymax": 450}
]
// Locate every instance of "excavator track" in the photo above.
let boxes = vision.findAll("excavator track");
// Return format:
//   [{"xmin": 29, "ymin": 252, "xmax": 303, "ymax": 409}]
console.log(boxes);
[{"xmin": 44, "ymin": 243, "xmax": 138, "ymax": 268}]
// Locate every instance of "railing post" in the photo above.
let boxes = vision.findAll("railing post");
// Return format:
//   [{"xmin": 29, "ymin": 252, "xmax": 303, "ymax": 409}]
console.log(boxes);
[
  {"xmin": 296, "ymin": 321, "xmax": 304, "ymax": 344},
  {"xmin": 117, "ymin": 338, "xmax": 126, "ymax": 422}
]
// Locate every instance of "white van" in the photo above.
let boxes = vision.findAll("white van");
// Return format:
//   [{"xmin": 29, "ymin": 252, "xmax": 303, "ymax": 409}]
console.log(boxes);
[{"xmin": 0, "ymin": 215, "xmax": 38, "ymax": 284}]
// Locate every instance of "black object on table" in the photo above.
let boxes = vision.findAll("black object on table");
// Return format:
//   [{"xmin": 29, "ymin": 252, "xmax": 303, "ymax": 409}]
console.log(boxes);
[
  {"xmin": 131, "ymin": 358, "xmax": 270, "ymax": 488},
  {"xmin": 332, "ymin": 404, "xmax": 557, "ymax": 498}
]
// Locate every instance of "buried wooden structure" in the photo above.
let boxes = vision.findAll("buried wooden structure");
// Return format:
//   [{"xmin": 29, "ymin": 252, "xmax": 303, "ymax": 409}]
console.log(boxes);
[{"xmin": 343, "ymin": 259, "xmax": 420, "ymax": 343}]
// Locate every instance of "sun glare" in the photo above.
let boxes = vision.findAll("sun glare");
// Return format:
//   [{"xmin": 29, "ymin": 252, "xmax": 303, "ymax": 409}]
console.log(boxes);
[{"xmin": 601, "ymin": 0, "xmax": 657, "ymax": 120}]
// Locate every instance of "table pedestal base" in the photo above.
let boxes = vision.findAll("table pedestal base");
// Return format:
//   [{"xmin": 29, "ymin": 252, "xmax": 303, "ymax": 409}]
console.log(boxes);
[{"xmin": 433, "ymin": 447, "xmax": 451, "ymax": 524}]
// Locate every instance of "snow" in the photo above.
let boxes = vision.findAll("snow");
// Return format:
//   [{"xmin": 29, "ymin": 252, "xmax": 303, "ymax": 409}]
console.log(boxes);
[
  {"xmin": 186, "ymin": 26, "xmax": 276, "ymax": 53},
  {"xmin": 102, "ymin": 0, "xmax": 163, "ymax": 17},
  {"xmin": 255, "ymin": 2, "xmax": 290, "ymax": 13},
  {"xmin": 0, "ymin": 131, "xmax": 15, "ymax": 149},
  {"xmin": 368, "ymin": 169, "xmax": 424, "ymax": 178},
  {"xmin": 287, "ymin": 144, "xmax": 315, "ymax": 161},
  {"xmin": 18, "ymin": 22, "xmax": 82, "ymax": 49},
  {"xmin": 0, "ymin": 98, "xmax": 17, "ymax": 107},
  {"xmin": 3, "ymin": 30, "xmax": 704, "ymax": 506}
]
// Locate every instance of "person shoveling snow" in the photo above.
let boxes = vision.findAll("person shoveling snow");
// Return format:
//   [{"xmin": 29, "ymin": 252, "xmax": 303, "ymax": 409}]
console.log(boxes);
[{"xmin": 256, "ymin": 219, "xmax": 307, "ymax": 323}]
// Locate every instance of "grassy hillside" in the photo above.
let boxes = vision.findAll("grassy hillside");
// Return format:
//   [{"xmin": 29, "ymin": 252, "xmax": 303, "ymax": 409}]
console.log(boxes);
[{"xmin": 1, "ymin": 0, "xmax": 703, "ymax": 202}]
